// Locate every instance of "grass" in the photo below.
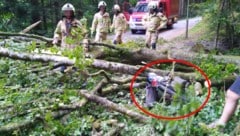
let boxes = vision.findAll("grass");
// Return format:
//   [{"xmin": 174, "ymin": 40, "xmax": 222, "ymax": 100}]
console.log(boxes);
[
  {"xmin": 189, "ymin": 19, "xmax": 214, "ymax": 41},
  {"xmin": 172, "ymin": 17, "xmax": 215, "ymax": 43}
]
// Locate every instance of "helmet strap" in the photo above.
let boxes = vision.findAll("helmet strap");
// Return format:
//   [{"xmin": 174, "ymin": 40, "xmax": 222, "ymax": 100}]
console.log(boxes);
[{"xmin": 114, "ymin": 10, "xmax": 120, "ymax": 15}]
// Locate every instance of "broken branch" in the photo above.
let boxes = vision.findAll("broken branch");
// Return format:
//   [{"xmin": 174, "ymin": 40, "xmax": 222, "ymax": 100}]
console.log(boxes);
[
  {"xmin": 20, "ymin": 21, "xmax": 42, "ymax": 34},
  {"xmin": 79, "ymin": 90, "xmax": 149, "ymax": 123},
  {"xmin": 0, "ymin": 32, "xmax": 52, "ymax": 43}
]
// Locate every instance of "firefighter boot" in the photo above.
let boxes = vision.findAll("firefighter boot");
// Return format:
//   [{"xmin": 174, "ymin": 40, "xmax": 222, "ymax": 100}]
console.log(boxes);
[
  {"xmin": 146, "ymin": 44, "xmax": 150, "ymax": 48},
  {"xmin": 113, "ymin": 40, "xmax": 117, "ymax": 45},
  {"xmin": 152, "ymin": 43, "xmax": 156, "ymax": 50}
]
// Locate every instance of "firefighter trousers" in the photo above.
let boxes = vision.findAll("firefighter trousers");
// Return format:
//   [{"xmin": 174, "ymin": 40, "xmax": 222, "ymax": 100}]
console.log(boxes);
[
  {"xmin": 95, "ymin": 31, "xmax": 107, "ymax": 42},
  {"xmin": 114, "ymin": 30, "xmax": 124, "ymax": 44},
  {"xmin": 145, "ymin": 31, "xmax": 159, "ymax": 47}
]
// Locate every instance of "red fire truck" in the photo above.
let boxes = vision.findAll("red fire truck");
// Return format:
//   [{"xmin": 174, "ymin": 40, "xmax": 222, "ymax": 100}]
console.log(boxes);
[{"xmin": 129, "ymin": 0, "xmax": 179, "ymax": 34}]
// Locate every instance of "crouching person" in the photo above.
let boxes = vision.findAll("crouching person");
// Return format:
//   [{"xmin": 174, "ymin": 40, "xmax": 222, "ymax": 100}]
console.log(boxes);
[{"xmin": 145, "ymin": 73, "xmax": 186, "ymax": 107}]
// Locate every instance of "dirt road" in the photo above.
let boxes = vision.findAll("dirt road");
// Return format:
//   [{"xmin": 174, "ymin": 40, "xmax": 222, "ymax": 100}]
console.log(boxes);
[{"xmin": 109, "ymin": 17, "xmax": 202, "ymax": 42}]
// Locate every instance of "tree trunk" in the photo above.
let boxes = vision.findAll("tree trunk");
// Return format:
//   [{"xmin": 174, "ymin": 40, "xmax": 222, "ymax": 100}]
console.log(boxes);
[
  {"xmin": 0, "ymin": 47, "xmax": 239, "ymax": 81},
  {"xmin": 215, "ymin": 0, "xmax": 226, "ymax": 49},
  {"xmin": 41, "ymin": 0, "xmax": 48, "ymax": 31},
  {"xmin": 30, "ymin": 0, "xmax": 41, "ymax": 32}
]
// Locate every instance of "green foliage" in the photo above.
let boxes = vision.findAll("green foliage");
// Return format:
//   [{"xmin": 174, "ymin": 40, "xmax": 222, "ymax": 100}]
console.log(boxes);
[
  {"xmin": 197, "ymin": 0, "xmax": 240, "ymax": 47},
  {"xmin": 194, "ymin": 54, "xmax": 238, "ymax": 81},
  {"xmin": 0, "ymin": 12, "xmax": 14, "ymax": 31},
  {"xmin": 1, "ymin": 1, "xmax": 240, "ymax": 135},
  {"xmin": 62, "ymin": 46, "xmax": 93, "ymax": 70},
  {"xmin": 0, "ymin": 0, "xmax": 135, "ymax": 35},
  {"xmin": 119, "ymin": 40, "xmax": 145, "ymax": 49},
  {"xmin": 222, "ymin": 48, "xmax": 240, "ymax": 56},
  {"xmin": 44, "ymin": 112, "xmax": 94, "ymax": 135},
  {"xmin": 0, "ymin": 57, "xmax": 96, "ymax": 135}
]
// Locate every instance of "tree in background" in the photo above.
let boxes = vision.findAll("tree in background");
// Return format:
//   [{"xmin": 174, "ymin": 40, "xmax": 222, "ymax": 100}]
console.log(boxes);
[
  {"xmin": 199, "ymin": 0, "xmax": 240, "ymax": 48},
  {"xmin": 1, "ymin": 0, "xmax": 209, "ymax": 37}
]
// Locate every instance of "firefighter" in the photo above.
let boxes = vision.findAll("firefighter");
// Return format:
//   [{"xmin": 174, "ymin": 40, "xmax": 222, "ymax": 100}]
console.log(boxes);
[
  {"xmin": 91, "ymin": 1, "xmax": 111, "ymax": 43},
  {"xmin": 53, "ymin": 3, "xmax": 85, "ymax": 49},
  {"xmin": 143, "ymin": 2, "xmax": 167, "ymax": 50},
  {"xmin": 111, "ymin": 4, "xmax": 127, "ymax": 44}
]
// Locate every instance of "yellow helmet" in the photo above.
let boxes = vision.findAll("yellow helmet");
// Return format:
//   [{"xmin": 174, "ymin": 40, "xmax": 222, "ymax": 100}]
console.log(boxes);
[
  {"xmin": 62, "ymin": 3, "xmax": 75, "ymax": 12},
  {"xmin": 114, "ymin": 4, "xmax": 121, "ymax": 11},
  {"xmin": 98, "ymin": 1, "xmax": 107, "ymax": 8},
  {"xmin": 148, "ymin": 1, "xmax": 158, "ymax": 10}
]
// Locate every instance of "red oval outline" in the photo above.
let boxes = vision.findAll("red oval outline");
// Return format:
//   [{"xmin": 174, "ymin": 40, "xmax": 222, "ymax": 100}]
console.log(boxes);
[{"xmin": 130, "ymin": 59, "xmax": 211, "ymax": 120}]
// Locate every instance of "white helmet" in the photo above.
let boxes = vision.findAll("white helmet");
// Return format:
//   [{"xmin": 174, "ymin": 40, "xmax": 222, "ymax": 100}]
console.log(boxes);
[
  {"xmin": 62, "ymin": 3, "xmax": 75, "ymax": 12},
  {"xmin": 113, "ymin": 4, "xmax": 121, "ymax": 11},
  {"xmin": 148, "ymin": 1, "xmax": 158, "ymax": 10},
  {"xmin": 98, "ymin": 1, "xmax": 107, "ymax": 8}
]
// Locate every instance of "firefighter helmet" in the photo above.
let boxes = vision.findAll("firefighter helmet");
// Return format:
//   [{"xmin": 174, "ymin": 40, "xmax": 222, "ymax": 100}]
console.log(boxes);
[
  {"xmin": 98, "ymin": 1, "xmax": 107, "ymax": 8},
  {"xmin": 148, "ymin": 1, "xmax": 158, "ymax": 10},
  {"xmin": 113, "ymin": 4, "xmax": 121, "ymax": 11},
  {"xmin": 62, "ymin": 3, "xmax": 75, "ymax": 12}
]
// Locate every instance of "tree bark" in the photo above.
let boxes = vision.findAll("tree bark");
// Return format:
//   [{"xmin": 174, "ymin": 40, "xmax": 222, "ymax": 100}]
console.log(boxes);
[
  {"xmin": 127, "ymin": 48, "xmax": 240, "ymax": 67},
  {"xmin": 92, "ymin": 59, "xmax": 196, "ymax": 78},
  {"xmin": 215, "ymin": 0, "xmax": 227, "ymax": 49},
  {"xmin": 94, "ymin": 45, "xmax": 240, "ymax": 67},
  {"xmin": 101, "ymin": 82, "xmax": 146, "ymax": 96},
  {"xmin": 41, "ymin": 0, "xmax": 48, "ymax": 31},
  {"xmin": 79, "ymin": 90, "xmax": 149, "ymax": 123},
  {"xmin": 58, "ymin": 79, "xmax": 108, "ymax": 110},
  {"xmin": 2, "ymin": 33, "xmax": 240, "ymax": 67},
  {"xmin": 0, "ymin": 47, "xmax": 196, "ymax": 79},
  {"xmin": 0, "ymin": 47, "xmax": 238, "ymax": 86},
  {"xmin": 20, "ymin": 21, "xmax": 42, "ymax": 34},
  {"xmin": 1, "ymin": 46, "xmax": 238, "ymax": 86},
  {"xmin": 0, "ymin": 32, "xmax": 52, "ymax": 43},
  {"xmin": 0, "ymin": 117, "xmax": 42, "ymax": 133}
]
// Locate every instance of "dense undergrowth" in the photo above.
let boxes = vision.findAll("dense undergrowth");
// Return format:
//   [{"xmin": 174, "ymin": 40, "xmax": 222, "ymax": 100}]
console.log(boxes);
[{"xmin": 0, "ymin": 41, "xmax": 239, "ymax": 136}]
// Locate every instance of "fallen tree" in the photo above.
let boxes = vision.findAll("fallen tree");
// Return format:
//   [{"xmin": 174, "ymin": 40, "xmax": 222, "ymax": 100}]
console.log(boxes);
[
  {"xmin": 0, "ymin": 47, "xmax": 196, "ymax": 79},
  {"xmin": 1, "ymin": 32, "xmax": 240, "ymax": 67},
  {"xmin": 0, "ymin": 47, "xmax": 237, "ymax": 87},
  {"xmin": 0, "ymin": 88, "xmax": 149, "ymax": 133},
  {"xmin": 97, "ymin": 47, "xmax": 240, "ymax": 67}
]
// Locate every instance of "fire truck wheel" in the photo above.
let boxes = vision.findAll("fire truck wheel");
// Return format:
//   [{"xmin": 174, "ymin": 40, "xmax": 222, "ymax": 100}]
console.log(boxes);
[{"xmin": 167, "ymin": 24, "xmax": 173, "ymax": 29}]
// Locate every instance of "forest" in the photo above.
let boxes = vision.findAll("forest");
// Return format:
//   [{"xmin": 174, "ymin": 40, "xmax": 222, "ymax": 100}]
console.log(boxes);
[{"xmin": 1, "ymin": 0, "xmax": 240, "ymax": 135}]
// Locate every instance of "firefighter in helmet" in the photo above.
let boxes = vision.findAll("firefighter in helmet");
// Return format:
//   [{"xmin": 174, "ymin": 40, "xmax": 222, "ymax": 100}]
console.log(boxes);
[
  {"xmin": 111, "ymin": 4, "xmax": 127, "ymax": 44},
  {"xmin": 143, "ymin": 1, "xmax": 167, "ymax": 50},
  {"xmin": 91, "ymin": 1, "xmax": 111, "ymax": 43},
  {"xmin": 53, "ymin": 3, "xmax": 85, "ymax": 49}
]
